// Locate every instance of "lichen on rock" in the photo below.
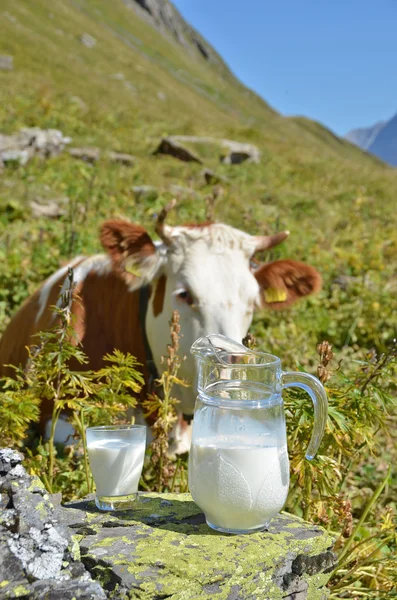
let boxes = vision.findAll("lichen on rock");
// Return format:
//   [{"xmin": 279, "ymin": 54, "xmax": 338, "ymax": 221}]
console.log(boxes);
[
  {"xmin": 64, "ymin": 493, "xmax": 336, "ymax": 599},
  {"xmin": 0, "ymin": 449, "xmax": 336, "ymax": 599}
]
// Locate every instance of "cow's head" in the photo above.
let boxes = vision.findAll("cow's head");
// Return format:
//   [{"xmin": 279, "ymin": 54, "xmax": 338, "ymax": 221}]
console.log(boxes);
[{"xmin": 100, "ymin": 202, "xmax": 322, "ymax": 414}]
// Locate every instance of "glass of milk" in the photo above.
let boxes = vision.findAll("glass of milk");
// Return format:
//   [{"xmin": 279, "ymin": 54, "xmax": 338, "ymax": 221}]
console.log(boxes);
[
  {"xmin": 86, "ymin": 425, "xmax": 146, "ymax": 511},
  {"xmin": 189, "ymin": 334, "xmax": 328, "ymax": 534}
]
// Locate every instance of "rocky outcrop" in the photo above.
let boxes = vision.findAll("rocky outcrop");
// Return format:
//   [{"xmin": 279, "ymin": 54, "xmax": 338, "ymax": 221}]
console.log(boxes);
[
  {"xmin": 66, "ymin": 494, "xmax": 336, "ymax": 599},
  {"xmin": 0, "ymin": 129, "xmax": 136, "ymax": 169},
  {"xmin": 29, "ymin": 196, "xmax": 69, "ymax": 219},
  {"xmin": 153, "ymin": 135, "xmax": 260, "ymax": 165},
  {"xmin": 0, "ymin": 55, "xmax": 13, "ymax": 71},
  {"xmin": 0, "ymin": 128, "xmax": 71, "ymax": 167},
  {"xmin": 0, "ymin": 448, "xmax": 336, "ymax": 599},
  {"xmin": 80, "ymin": 33, "xmax": 96, "ymax": 48},
  {"xmin": 122, "ymin": 0, "xmax": 230, "ymax": 73},
  {"xmin": 68, "ymin": 147, "xmax": 101, "ymax": 164},
  {"xmin": 153, "ymin": 137, "xmax": 203, "ymax": 163},
  {"xmin": 107, "ymin": 151, "xmax": 135, "ymax": 166},
  {"xmin": 68, "ymin": 147, "xmax": 135, "ymax": 166},
  {"xmin": 0, "ymin": 448, "xmax": 105, "ymax": 599}
]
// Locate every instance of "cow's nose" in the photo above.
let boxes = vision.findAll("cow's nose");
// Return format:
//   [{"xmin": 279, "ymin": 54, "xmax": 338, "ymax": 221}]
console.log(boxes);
[{"xmin": 217, "ymin": 323, "xmax": 243, "ymax": 342}]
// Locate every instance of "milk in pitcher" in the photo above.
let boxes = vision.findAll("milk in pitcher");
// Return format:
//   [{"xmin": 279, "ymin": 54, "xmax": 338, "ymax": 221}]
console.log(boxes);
[{"xmin": 189, "ymin": 438, "xmax": 289, "ymax": 531}]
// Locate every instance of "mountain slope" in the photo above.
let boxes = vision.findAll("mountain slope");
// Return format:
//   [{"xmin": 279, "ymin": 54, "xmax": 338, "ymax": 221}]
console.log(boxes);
[{"xmin": 0, "ymin": 0, "xmax": 387, "ymax": 163}]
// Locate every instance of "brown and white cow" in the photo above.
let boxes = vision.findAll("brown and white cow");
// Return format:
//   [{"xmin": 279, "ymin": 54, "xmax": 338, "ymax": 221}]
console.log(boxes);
[{"xmin": 0, "ymin": 203, "xmax": 322, "ymax": 450}]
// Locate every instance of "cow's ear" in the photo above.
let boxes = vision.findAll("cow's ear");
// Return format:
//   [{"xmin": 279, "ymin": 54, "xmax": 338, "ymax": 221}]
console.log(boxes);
[
  {"xmin": 100, "ymin": 220, "xmax": 157, "ymax": 270},
  {"xmin": 254, "ymin": 260, "xmax": 322, "ymax": 309}
]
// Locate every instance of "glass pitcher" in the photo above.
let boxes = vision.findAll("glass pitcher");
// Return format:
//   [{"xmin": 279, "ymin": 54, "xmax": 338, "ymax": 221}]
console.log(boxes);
[{"xmin": 188, "ymin": 334, "xmax": 328, "ymax": 535}]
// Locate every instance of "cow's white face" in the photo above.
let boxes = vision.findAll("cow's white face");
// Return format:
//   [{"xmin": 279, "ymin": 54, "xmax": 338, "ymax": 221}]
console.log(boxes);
[
  {"xmin": 100, "ymin": 216, "xmax": 321, "ymax": 418},
  {"xmin": 145, "ymin": 225, "xmax": 261, "ymax": 414}
]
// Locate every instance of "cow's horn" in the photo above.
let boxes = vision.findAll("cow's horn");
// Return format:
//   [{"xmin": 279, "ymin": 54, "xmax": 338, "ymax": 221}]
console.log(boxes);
[
  {"xmin": 254, "ymin": 230, "xmax": 290, "ymax": 252},
  {"xmin": 155, "ymin": 199, "xmax": 177, "ymax": 245}
]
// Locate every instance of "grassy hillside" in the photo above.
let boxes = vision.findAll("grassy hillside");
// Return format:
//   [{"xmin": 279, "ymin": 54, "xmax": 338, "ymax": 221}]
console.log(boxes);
[
  {"xmin": 1, "ymin": 0, "xmax": 397, "ymax": 359},
  {"xmin": 1, "ymin": 2, "xmax": 397, "ymax": 593}
]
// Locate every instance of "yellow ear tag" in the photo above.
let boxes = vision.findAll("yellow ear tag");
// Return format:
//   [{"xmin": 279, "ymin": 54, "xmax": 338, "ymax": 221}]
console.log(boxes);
[
  {"xmin": 264, "ymin": 287, "xmax": 288, "ymax": 303},
  {"xmin": 124, "ymin": 263, "xmax": 141, "ymax": 277}
]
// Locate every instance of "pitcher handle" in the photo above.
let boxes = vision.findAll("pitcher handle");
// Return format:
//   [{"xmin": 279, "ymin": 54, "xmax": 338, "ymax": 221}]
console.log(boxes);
[{"xmin": 282, "ymin": 372, "xmax": 328, "ymax": 460}]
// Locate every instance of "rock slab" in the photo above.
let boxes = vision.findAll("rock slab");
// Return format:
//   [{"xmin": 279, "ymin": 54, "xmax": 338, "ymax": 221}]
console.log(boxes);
[
  {"xmin": 153, "ymin": 135, "xmax": 260, "ymax": 165},
  {"xmin": 0, "ymin": 56, "xmax": 13, "ymax": 71},
  {"xmin": 0, "ymin": 128, "xmax": 71, "ymax": 167},
  {"xmin": 0, "ymin": 448, "xmax": 336, "ymax": 599},
  {"xmin": 63, "ymin": 494, "xmax": 336, "ymax": 599},
  {"xmin": 0, "ymin": 448, "xmax": 105, "ymax": 600}
]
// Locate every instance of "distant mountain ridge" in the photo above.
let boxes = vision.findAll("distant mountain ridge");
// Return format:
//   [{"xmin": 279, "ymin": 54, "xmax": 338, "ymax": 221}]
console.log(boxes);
[
  {"xmin": 345, "ymin": 121, "xmax": 386, "ymax": 150},
  {"xmin": 345, "ymin": 113, "xmax": 397, "ymax": 166}
]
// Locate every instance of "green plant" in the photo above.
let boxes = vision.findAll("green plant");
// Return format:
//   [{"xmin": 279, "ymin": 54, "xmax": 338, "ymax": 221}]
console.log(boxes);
[
  {"xmin": 0, "ymin": 374, "xmax": 40, "ymax": 446},
  {"xmin": 281, "ymin": 340, "xmax": 397, "ymax": 598},
  {"xmin": 0, "ymin": 269, "xmax": 144, "ymax": 495},
  {"xmin": 142, "ymin": 310, "xmax": 189, "ymax": 493}
]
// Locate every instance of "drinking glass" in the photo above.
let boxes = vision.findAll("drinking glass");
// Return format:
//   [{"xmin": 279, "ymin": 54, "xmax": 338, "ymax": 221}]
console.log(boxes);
[{"xmin": 86, "ymin": 425, "xmax": 146, "ymax": 511}]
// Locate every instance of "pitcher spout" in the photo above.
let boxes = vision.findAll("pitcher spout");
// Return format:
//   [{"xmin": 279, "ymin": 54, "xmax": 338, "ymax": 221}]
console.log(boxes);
[{"xmin": 190, "ymin": 334, "xmax": 253, "ymax": 364}]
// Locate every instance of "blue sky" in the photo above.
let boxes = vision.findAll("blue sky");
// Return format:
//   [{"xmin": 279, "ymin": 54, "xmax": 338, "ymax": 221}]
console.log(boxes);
[{"xmin": 172, "ymin": 0, "xmax": 397, "ymax": 136}]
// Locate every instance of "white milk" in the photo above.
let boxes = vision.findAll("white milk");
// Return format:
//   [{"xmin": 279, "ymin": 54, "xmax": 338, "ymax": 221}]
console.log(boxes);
[
  {"xmin": 189, "ymin": 440, "xmax": 289, "ymax": 530},
  {"xmin": 88, "ymin": 439, "xmax": 145, "ymax": 497}
]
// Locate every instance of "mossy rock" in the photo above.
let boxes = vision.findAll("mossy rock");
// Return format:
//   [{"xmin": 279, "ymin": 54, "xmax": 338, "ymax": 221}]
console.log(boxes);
[{"xmin": 63, "ymin": 493, "xmax": 336, "ymax": 599}]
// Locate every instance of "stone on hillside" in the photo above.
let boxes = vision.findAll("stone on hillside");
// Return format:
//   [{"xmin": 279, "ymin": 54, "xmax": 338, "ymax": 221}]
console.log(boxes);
[
  {"xmin": 202, "ymin": 168, "xmax": 229, "ymax": 185},
  {"xmin": 0, "ymin": 128, "xmax": 71, "ymax": 166},
  {"xmin": 108, "ymin": 151, "xmax": 135, "ymax": 166},
  {"xmin": 68, "ymin": 147, "xmax": 100, "ymax": 164},
  {"xmin": 219, "ymin": 140, "xmax": 261, "ymax": 164},
  {"xmin": 221, "ymin": 150, "xmax": 251, "ymax": 164},
  {"xmin": 160, "ymin": 135, "xmax": 260, "ymax": 165},
  {"xmin": 19, "ymin": 128, "xmax": 71, "ymax": 158},
  {"xmin": 153, "ymin": 137, "xmax": 203, "ymax": 163},
  {"xmin": 0, "ymin": 55, "xmax": 13, "ymax": 70},
  {"xmin": 133, "ymin": 185, "xmax": 159, "ymax": 202},
  {"xmin": 0, "ymin": 148, "xmax": 31, "ymax": 166},
  {"xmin": 30, "ymin": 197, "xmax": 69, "ymax": 219},
  {"xmin": 80, "ymin": 33, "xmax": 96, "ymax": 48},
  {"xmin": 169, "ymin": 184, "xmax": 200, "ymax": 200}
]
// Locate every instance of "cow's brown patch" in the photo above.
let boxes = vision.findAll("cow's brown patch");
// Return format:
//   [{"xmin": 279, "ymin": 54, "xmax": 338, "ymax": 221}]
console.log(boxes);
[
  {"xmin": 153, "ymin": 274, "xmax": 167, "ymax": 317},
  {"xmin": 0, "ymin": 258, "xmax": 86, "ymax": 380},
  {"xmin": 0, "ymin": 262, "xmax": 152, "ymax": 436},
  {"xmin": 255, "ymin": 260, "xmax": 322, "ymax": 309},
  {"xmin": 100, "ymin": 220, "xmax": 156, "ymax": 265}
]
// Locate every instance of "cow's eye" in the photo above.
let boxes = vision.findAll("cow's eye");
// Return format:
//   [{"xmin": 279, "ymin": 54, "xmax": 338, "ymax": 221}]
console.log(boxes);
[{"xmin": 177, "ymin": 289, "xmax": 194, "ymax": 306}]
